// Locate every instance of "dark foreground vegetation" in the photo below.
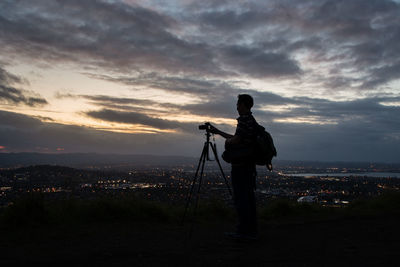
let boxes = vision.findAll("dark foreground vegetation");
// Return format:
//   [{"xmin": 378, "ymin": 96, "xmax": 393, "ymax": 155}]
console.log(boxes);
[{"xmin": 1, "ymin": 192, "xmax": 399, "ymax": 266}]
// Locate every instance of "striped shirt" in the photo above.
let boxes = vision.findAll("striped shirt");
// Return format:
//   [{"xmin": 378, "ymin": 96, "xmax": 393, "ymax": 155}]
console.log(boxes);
[{"xmin": 234, "ymin": 112, "xmax": 258, "ymax": 143}]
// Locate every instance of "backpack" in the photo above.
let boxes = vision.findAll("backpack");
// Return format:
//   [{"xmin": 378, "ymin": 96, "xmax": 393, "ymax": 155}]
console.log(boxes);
[{"xmin": 254, "ymin": 124, "xmax": 277, "ymax": 171}]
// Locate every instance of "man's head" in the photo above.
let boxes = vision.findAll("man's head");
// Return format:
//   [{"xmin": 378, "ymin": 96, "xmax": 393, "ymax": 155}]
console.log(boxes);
[{"xmin": 237, "ymin": 94, "xmax": 253, "ymax": 115}]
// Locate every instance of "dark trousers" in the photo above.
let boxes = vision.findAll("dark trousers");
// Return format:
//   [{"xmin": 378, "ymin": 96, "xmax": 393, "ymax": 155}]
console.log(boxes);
[{"xmin": 231, "ymin": 164, "xmax": 257, "ymax": 235}]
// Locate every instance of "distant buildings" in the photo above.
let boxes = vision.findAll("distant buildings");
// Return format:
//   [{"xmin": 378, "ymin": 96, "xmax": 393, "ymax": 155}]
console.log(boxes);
[{"xmin": 0, "ymin": 165, "xmax": 399, "ymax": 208}]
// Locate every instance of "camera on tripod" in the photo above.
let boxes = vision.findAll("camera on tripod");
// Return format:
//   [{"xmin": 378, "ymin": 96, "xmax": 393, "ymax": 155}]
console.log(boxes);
[{"xmin": 198, "ymin": 122, "xmax": 211, "ymax": 131}]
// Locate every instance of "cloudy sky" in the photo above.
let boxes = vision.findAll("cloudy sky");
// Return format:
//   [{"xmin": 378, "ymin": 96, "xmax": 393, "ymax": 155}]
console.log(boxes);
[{"xmin": 0, "ymin": 0, "xmax": 399, "ymax": 162}]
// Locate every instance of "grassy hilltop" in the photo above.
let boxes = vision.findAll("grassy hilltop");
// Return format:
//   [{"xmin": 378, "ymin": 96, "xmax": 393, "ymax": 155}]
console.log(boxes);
[{"xmin": 0, "ymin": 192, "xmax": 399, "ymax": 266}]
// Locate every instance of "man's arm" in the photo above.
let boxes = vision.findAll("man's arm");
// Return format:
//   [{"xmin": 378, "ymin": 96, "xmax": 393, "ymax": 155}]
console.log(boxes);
[
  {"xmin": 209, "ymin": 125, "xmax": 232, "ymax": 139},
  {"xmin": 214, "ymin": 129, "xmax": 234, "ymax": 139},
  {"xmin": 209, "ymin": 125, "xmax": 241, "ymax": 145}
]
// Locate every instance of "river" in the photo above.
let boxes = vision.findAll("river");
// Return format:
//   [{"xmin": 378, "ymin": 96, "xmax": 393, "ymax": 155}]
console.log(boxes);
[{"xmin": 284, "ymin": 172, "xmax": 400, "ymax": 178}]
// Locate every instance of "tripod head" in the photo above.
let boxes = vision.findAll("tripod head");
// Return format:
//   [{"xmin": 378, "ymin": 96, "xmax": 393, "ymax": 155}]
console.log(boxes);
[{"xmin": 198, "ymin": 122, "xmax": 214, "ymax": 161}]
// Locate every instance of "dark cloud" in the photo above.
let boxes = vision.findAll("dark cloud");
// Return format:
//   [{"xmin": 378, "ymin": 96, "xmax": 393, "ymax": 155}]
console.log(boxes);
[
  {"xmin": 361, "ymin": 62, "xmax": 400, "ymax": 89},
  {"xmin": 83, "ymin": 72, "xmax": 238, "ymax": 98},
  {"xmin": 191, "ymin": 0, "xmax": 400, "ymax": 88},
  {"xmin": 65, "ymin": 94, "xmax": 181, "ymax": 119},
  {"xmin": 0, "ymin": 66, "xmax": 24, "ymax": 85},
  {"xmin": 0, "ymin": 85, "xmax": 48, "ymax": 107},
  {"xmin": 82, "ymin": 94, "xmax": 159, "ymax": 107},
  {"xmin": 199, "ymin": 10, "xmax": 273, "ymax": 31},
  {"xmin": 301, "ymin": 0, "xmax": 400, "ymax": 88},
  {"xmin": 308, "ymin": 0, "xmax": 398, "ymax": 37},
  {"xmin": 0, "ymin": 109, "xmax": 44, "ymax": 129},
  {"xmin": 85, "ymin": 108, "xmax": 195, "ymax": 131},
  {"xmin": 219, "ymin": 45, "xmax": 301, "ymax": 78},
  {"xmin": 0, "ymin": 66, "xmax": 47, "ymax": 107},
  {"xmin": 0, "ymin": 0, "xmax": 223, "ymax": 76}
]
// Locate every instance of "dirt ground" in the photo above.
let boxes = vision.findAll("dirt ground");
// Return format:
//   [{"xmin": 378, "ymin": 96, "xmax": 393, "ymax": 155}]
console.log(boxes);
[{"xmin": 0, "ymin": 214, "xmax": 399, "ymax": 267}]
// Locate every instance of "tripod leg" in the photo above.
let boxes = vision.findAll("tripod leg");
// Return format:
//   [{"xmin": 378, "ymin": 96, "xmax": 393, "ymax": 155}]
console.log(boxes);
[
  {"xmin": 182, "ymin": 142, "xmax": 207, "ymax": 224},
  {"xmin": 187, "ymin": 146, "xmax": 207, "ymax": 238},
  {"xmin": 193, "ymin": 148, "xmax": 207, "ymax": 218},
  {"xmin": 210, "ymin": 143, "xmax": 232, "ymax": 196}
]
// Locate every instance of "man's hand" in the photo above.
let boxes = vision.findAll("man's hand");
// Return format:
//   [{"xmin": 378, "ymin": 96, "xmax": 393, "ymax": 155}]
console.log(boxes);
[{"xmin": 208, "ymin": 124, "xmax": 219, "ymax": 134}]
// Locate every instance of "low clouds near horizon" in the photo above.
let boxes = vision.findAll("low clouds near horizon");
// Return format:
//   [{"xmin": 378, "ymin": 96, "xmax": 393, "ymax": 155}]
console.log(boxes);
[{"xmin": 0, "ymin": 0, "xmax": 399, "ymax": 162}]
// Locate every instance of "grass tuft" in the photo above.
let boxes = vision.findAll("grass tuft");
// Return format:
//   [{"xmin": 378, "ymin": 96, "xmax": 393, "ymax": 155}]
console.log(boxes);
[
  {"xmin": 0, "ymin": 193, "xmax": 174, "ymax": 228},
  {"xmin": 345, "ymin": 191, "xmax": 400, "ymax": 217},
  {"xmin": 259, "ymin": 198, "xmax": 334, "ymax": 221}
]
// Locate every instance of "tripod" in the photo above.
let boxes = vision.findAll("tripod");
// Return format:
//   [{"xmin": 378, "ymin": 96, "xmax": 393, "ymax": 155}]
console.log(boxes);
[{"xmin": 182, "ymin": 129, "xmax": 232, "ymax": 225}]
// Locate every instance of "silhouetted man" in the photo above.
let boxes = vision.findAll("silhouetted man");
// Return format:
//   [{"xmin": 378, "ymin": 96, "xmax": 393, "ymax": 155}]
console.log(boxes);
[{"xmin": 209, "ymin": 94, "xmax": 258, "ymax": 240}]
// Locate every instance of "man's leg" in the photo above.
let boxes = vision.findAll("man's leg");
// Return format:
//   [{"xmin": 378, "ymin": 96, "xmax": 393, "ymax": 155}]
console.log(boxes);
[
  {"xmin": 243, "ymin": 165, "xmax": 257, "ymax": 235},
  {"xmin": 231, "ymin": 164, "xmax": 257, "ymax": 236}
]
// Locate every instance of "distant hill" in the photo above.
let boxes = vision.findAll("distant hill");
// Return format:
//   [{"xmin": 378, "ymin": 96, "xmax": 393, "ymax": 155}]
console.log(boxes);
[
  {"xmin": 1, "ymin": 152, "xmax": 399, "ymax": 171},
  {"xmin": 0, "ymin": 152, "xmax": 198, "ymax": 169}
]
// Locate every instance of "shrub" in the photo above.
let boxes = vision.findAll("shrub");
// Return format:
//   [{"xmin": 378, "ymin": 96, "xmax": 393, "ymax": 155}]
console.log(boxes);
[
  {"xmin": 1, "ymin": 193, "xmax": 50, "ymax": 227},
  {"xmin": 185, "ymin": 198, "xmax": 234, "ymax": 222},
  {"xmin": 259, "ymin": 198, "xmax": 334, "ymax": 220}
]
